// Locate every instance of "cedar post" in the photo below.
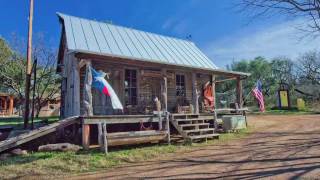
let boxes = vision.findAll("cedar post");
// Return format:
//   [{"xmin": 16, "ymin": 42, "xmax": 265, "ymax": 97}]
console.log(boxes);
[
  {"xmin": 82, "ymin": 61, "xmax": 93, "ymax": 150},
  {"xmin": 236, "ymin": 77, "xmax": 243, "ymax": 108},
  {"xmin": 9, "ymin": 96, "xmax": 14, "ymax": 115},
  {"xmin": 98, "ymin": 123, "xmax": 103, "ymax": 151},
  {"xmin": 162, "ymin": 69, "xmax": 170, "ymax": 144},
  {"xmin": 3, "ymin": 98, "xmax": 7, "ymax": 115},
  {"xmin": 82, "ymin": 122, "xmax": 90, "ymax": 150},
  {"xmin": 211, "ymin": 75, "xmax": 216, "ymax": 109},
  {"xmin": 160, "ymin": 69, "xmax": 168, "ymax": 131},
  {"xmin": 192, "ymin": 72, "xmax": 199, "ymax": 114},
  {"xmin": 103, "ymin": 123, "xmax": 108, "ymax": 154}
]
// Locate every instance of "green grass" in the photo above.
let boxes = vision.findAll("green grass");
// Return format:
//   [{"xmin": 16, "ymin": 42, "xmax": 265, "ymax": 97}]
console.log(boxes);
[
  {"xmin": 0, "ymin": 128, "xmax": 251, "ymax": 179},
  {"xmin": 0, "ymin": 116, "xmax": 59, "ymax": 128},
  {"xmin": 249, "ymin": 109, "xmax": 319, "ymax": 115}
]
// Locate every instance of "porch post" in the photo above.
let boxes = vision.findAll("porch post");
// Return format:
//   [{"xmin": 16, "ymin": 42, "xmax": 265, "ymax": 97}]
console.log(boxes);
[
  {"xmin": 9, "ymin": 96, "xmax": 14, "ymax": 115},
  {"xmin": 236, "ymin": 76, "xmax": 243, "ymax": 108},
  {"xmin": 160, "ymin": 69, "xmax": 168, "ymax": 130},
  {"xmin": 211, "ymin": 75, "xmax": 216, "ymax": 109},
  {"xmin": 162, "ymin": 69, "xmax": 170, "ymax": 144},
  {"xmin": 3, "ymin": 97, "xmax": 7, "ymax": 115},
  {"xmin": 192, "ymin": 72, "xmax": 199, "ymax": 114},
  {"xmin": 82, "ymin": 60, "xmax": 93, "ymax": 150}
]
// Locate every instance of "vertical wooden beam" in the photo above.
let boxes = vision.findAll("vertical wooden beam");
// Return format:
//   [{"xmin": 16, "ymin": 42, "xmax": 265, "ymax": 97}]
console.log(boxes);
[
  {"xmin": 161, "ymin": 69, "xmax": 168, "ymax": 112},
  {"xmin": 82, "ymin": 122, "xmax": 90, "ymax": 150},
  {"xmin": 166, "ymin": 113, "xmax": 171, "ymax": 144},
  {"xmin": 3, "ymin": 98, "xmax": 7, "ymax": 115},
  {"xmin": 103, "ymin": 123, "xmax": 108, "ymax": 154},
  {"xmin": 82, "ymin": 61, "xmax": 93, "ymax": 150},
  {"xmin": 162, "ymin": 69, "xmax": 170, "ymax": 144},
  {"xmin": 211, "ymin": 75, "xmax": 216, "ymax": 109},
  {"xmin": 83, "ymin": 61, "xmax": 93, "ymax": 116},
  {"xmin": 236, "ymin": 77, "xmax": 243, "ymax": 108},
  {"xmin": 192, "ymin": 73, "xmax": 199, "ymax": 114},
  {"xmin": 9, "ymin": 96, "xmax": 14, "ymax": 115},
  {"xmin": 98, "ymin": 123, "xmax": 103, "ymax": 151}
]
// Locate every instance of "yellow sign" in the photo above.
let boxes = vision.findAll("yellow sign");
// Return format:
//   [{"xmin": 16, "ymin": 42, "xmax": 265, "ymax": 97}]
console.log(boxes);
[
  {"xmin": 280, "ymin": 91, "xmax": 288, "ymax": 107},
  {"xmin": 297, "ymin": 98, "xmax": 306, "ymax": 111}
]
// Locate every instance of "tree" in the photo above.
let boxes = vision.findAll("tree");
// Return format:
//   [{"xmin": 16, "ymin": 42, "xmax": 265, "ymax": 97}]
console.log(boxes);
[
  {"xmin": 0, "ymin": 38, "xmax": 13, "ymax": 65},
  {"xmin": 227, "ymin": 57, "xmax": 276, "ymax": 106},
  {"xmin": 297, "ymin": 51, "xmax": 320, "ymax": 85},
  {"xmin": 238, "ymin": 0, "xmax": 320, "ymax": 35},
  {"xmin": 0, "ymin": 35, "xmax": 60, "ymax": 120},
  {"xmin": 271, "ymin": 57, "xmax": 296, "ymax": 85},
  {"xmin": 295, "ymin": 51, "xmax": 320, "ymax": 99}
]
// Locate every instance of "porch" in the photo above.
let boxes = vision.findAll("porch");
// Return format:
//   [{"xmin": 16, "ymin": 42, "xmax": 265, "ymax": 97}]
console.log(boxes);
[{"xmin": 68, "ymin": 54, "xmax": 248, "ymax": 153}]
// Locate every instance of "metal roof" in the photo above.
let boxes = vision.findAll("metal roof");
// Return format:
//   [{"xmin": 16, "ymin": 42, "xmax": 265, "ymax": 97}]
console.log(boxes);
[{"xmin": 57, "ymin": 13, "xmax": 218, "ymax": 70}]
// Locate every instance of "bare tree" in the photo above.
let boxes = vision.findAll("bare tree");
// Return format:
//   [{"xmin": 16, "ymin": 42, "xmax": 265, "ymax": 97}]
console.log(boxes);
[
  {"xmin": 0, "ymin": 34, "xmax": 60, "ymax": 118},
  {"xmin": 298, "ymin": 51, "xmax": 320, "ymax": 85},
  {"xmin": 238, "ymin": 0, "xmax": 320, "ymax": 35}
]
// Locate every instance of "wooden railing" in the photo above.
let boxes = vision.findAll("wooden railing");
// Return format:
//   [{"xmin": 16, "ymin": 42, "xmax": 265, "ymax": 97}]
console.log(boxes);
[{"xmin": 81, "ymin": 112, "xmax": 170, "ymax": 153}]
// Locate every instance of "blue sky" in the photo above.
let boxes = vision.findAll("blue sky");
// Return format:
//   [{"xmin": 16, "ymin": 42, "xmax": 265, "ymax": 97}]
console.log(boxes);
[{"xmin": 1, "ymin": 0, "xmax": 319, "ymax": 68}]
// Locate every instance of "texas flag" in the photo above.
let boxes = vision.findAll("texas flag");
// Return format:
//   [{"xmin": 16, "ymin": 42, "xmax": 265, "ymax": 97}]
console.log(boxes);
[{"xmin": 91, "ymin": 67, "xmax": 123, "ymax": 110}]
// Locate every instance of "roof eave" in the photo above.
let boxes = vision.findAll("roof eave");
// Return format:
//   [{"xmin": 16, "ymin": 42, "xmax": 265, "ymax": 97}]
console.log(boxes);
[{"xmin": 72, "ymin": 49, "xmax": 250, "ymax": 77}]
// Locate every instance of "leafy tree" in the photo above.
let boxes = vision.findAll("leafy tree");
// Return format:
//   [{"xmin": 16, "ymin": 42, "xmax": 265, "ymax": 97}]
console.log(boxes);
[
  {"xmin": 0, "ymin": 38, "xmax": 13, "ymax": 65},
  {"xmin": 0, "ymin": 36, "xmax": 60, "ymax": 119}
]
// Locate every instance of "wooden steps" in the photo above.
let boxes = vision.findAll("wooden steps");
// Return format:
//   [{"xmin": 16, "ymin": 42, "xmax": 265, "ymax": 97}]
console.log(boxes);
[
  {"xmin": 189, "ymin": 133, "xmax": 220, "ymax": 140},
  {"xmin": 170, "ymin": 114, "xmax": 219, "ymax": 142},
  {"xmin": 184, "ymin": 128, "xmax": 215, "ymax": 134}
]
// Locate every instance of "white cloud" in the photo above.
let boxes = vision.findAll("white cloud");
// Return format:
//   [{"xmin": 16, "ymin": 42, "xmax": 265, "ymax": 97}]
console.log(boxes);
[{"xmin": 204, "ymin": 19, "xmax": 320, "ymax": 68}]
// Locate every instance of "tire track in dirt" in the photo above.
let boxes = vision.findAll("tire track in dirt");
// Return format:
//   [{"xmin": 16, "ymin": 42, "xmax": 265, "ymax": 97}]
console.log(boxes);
[{"xmin": 66, "ymin": 115, "xmax": 320, "ymax": 179}]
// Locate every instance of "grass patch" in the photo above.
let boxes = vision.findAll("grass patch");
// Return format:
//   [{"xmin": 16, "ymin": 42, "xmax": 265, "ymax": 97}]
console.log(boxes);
[
  {"xmin": 0, "ymin": 116, "xmax": 59, "ymax": 128},
  {"xmin": 249, "ymin": 109, "xmax": 319, "ymax": 115},
  {"xmin": 0, "ymin": 128, "xmax": 251, "ymax": 179}
]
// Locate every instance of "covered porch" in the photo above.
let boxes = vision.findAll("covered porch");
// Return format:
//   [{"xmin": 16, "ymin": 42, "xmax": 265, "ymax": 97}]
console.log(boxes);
[{"xmin": 66, "ymin": 53, "xmax": 248, "ymax": 152}]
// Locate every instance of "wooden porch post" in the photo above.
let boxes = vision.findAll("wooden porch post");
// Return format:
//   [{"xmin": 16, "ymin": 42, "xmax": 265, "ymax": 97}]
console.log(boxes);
[
  {"xmin": 162, "ymin": 69, "xmax": 170, "ymax": 144},
  {"xmin": 3, "ymin": 97, "xmax": 7, "ymax": 115},
  {"xmin": 82, "ymin": 60, "xmax": 93, "ymax": 150},
  {"xmin": 236, "ymin": 77, "xmax": 243, "ymax": 108},
  {"xmin": 192, "ymin": 72, "xmax": 199, "ymax": 114},
  {"xmin": 211, "ymin": 75, "xmax": 216, "ymax": 109},
  {"xmin": 9, "ymin": 96, "xmax": 14, "ymax": 115},
  {"xmin": 160, "ymin": 69, "xmax": 168, "ymax": 130}
]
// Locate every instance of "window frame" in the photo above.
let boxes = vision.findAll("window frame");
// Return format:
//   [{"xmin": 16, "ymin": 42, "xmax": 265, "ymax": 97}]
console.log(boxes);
[
  {"xmin": 175, "ymin": 73, "xmax": 186, "ymax": 97},
  {"xmin": 124, "ymin": 69, "xmax": 138, "ymax": 106}
]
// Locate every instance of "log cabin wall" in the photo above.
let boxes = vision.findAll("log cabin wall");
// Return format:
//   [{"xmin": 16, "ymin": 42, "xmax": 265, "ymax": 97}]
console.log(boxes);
[
  {"xmin": 61, "ymin": 52, "xmax": 81, "ymax": 118},
  {"xmin": 77, "ymin": 57, "xmax": 214, "ymax": 115}
]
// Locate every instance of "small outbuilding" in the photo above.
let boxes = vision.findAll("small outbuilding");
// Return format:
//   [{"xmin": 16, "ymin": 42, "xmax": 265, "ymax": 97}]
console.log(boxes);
[{"xmin": 56, "ymin": 13, "xmax": 249, "ymax": 151}]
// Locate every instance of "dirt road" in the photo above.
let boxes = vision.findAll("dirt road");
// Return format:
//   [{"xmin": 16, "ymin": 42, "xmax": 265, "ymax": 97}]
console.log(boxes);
[{"xmin": 71, "ymin": 115, "xmax": 320, "ymax": 179}]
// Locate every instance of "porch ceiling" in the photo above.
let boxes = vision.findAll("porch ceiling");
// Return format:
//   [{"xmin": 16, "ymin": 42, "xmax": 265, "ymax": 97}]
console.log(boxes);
[{"xmin": 75, "ymin": 51, "xmax": 250, "ymax": 78}]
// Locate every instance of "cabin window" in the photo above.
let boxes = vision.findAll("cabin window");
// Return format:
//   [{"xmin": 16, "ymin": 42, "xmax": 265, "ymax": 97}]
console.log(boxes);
[
  {"xmin": 125, "ymin": 69, "xmax": 137, "ymax": 105},
  {"xmin": 176, "ymin": 74, "xmax": 186, "ymax": 96}
]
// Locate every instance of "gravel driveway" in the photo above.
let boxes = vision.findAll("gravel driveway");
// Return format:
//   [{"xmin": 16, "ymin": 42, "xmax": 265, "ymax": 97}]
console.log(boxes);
[{"xmin": 70, "ymin": 114, "xmax": 320, "ymax": 179}]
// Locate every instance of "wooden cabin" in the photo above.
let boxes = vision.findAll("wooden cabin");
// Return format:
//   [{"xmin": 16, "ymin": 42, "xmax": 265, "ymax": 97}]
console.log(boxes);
[
  {"xmin": 56, "ymin": 13, "xmax": 249, "ymax": 152},
  {"xmin": 0, "ymin": 92, "xmax": 14, "ymax": 116}
]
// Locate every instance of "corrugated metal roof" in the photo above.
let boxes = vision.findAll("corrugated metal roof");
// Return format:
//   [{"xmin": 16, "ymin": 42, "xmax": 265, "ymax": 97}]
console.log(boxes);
[{"xmin": 57, "ymin": 13, "xmax": 218, "ymax": 70}]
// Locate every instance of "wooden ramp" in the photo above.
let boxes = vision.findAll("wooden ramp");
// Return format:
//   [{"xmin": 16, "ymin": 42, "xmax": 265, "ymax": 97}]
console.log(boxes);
[
  {"xmin": 170, "ymin": 114, "xmax": 219, "ymax": 142},
  {"xmin": 0, "ymin": 116, "xmax": 79, "ymax": 153}
]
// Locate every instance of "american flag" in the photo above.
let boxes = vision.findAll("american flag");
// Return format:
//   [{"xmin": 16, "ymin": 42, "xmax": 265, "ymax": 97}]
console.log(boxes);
[{"xmin": 252, "ymin": 80, "xmax": 265, "ymax": 112}]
